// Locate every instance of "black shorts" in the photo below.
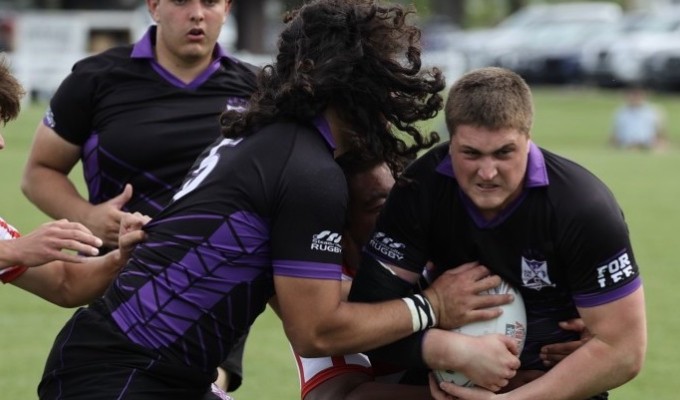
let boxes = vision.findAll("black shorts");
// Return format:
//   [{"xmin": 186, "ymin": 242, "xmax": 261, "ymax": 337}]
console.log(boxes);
[{"xmin": 39, "ymin": 302, "xmax": 216, "ymax": 400}]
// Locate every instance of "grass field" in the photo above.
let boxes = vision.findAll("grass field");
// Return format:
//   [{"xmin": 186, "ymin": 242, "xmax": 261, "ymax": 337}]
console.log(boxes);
[{"xmin": 1, "ymin": 86, "xmax": 679, "ymax": 399}]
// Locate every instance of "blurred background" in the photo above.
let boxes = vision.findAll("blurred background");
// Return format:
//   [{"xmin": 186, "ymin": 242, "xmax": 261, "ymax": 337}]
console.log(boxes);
[
  {"xmin": 4, "ymin": 0, "xmax": 680, "ymax": 101},
  {"xmin": 1, "ymin": 1, "xmax": 680, "ymax": 399}
]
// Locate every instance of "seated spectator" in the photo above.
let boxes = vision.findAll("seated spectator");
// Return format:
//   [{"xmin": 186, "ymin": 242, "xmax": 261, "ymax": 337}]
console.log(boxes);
[{"xmin": 610, "ymin": 85, "xmax": 668, "ymax": 150}]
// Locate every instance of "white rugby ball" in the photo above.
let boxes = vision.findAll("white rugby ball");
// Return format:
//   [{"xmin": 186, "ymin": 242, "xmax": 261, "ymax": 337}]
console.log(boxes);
[{"xmin": 433, "ymin": 279, "xmax": 527, "ymax": 387}]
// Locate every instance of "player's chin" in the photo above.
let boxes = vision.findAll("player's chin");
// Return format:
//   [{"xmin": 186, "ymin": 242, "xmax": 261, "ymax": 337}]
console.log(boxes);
[
  {"xmin": 181, "ymin": 46, "xmax": 211, "ymax": 60},
  {"xmin": 469, "ymin": 195, "xmax": 505, "ymax": 213}
]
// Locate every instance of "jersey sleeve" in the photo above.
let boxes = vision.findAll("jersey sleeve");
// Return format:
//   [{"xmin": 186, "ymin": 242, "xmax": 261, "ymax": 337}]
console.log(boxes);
[
  {"xmin": 558, "ymin": 183, "xmax": 641, "ymax": 307},
  {"xmin": 268, "ymin": 142, "xmax": 346, "ymax": 281},
  {"xmin": 363, "ymin": 158, "xmax": 434, "ymax": 273},
  {"xmin": 44, "ymin": 60, "xmax": 99, "ymax": 146}
]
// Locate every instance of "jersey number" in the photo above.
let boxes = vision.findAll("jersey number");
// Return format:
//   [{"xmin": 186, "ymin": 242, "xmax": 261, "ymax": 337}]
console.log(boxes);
[{"xmin": 173, "ymin": 137, "xmax": 243, "ymax": 201}]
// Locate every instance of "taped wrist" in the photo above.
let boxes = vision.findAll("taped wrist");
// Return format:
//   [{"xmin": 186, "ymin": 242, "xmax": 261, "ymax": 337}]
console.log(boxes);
[{"xmin": 402, "ymin": 293, "xmax": 437, "ymax": 332}]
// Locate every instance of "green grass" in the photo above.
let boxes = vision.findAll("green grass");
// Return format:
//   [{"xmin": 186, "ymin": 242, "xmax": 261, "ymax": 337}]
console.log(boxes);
[{"xmin": 1, "ymin": 87, "xmax": 679, "ymax": 399}]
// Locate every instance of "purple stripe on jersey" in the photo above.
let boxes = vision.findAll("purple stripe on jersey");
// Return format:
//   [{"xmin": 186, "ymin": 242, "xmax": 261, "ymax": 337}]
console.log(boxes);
[
  {"xmin": 273, "ymin": 259, "xmax": 342, "ymax": 280},
  {"xmin": 573, "ymin": 276, "xmax": 642, "ymax": 308},
  {"xmin": 149, "ymin": 60, "xmax": 221, "ymax": 90},
  {"xmin": 312, "ymin": 115, "xmax": 336, "ymax": 152},
  {"xmin": 112, "ymin": 212, "xmax": 270, "ymax": 349},
  {"xmin": 96, "ymin": 146, "xmax": 172, "ymax": 211},
  {"xmin": 82, "ymin": 132, "xmax": 102, "ymax": 203}
]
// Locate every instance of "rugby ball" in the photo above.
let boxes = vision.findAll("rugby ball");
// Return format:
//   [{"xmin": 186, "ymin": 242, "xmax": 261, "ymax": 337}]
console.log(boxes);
[{"xmin": 433, "ymin": 279, "xmax": 526, "ymax": 387}]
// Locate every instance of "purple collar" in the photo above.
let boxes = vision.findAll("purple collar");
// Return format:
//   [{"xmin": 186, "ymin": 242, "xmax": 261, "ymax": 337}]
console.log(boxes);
[
  {"xmin": 130, "ymin": 26, "xmax": 235, "ymax": 89},
  {"xmin": 312, "ymin": 115, "xmax": 337, "ymax": 153}
]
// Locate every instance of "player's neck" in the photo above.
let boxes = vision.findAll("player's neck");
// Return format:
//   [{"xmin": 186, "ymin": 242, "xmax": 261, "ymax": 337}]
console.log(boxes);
[{"xmin": 155, "ymin": 46, "xmax": 214, "ymax": 85}]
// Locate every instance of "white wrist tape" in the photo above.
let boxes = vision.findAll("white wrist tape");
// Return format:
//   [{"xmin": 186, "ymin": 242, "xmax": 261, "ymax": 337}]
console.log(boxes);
[{"xmin": 402, "ymin": 293, "xmax": 437, "ymax": 332}]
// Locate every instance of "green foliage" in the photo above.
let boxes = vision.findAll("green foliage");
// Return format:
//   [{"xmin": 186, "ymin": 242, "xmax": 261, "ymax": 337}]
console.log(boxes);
[{"xmin": 1, "ymin": 88, "xmax": 679, "ymax": 398}]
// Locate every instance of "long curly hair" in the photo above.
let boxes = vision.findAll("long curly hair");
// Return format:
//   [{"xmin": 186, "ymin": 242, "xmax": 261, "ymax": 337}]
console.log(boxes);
[{"xmin": 220, "ymin": 0, "xmax": 444, "ymax": 176}]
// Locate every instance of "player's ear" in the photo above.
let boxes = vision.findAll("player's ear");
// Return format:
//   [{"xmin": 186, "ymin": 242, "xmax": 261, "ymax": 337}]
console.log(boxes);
[{"xmin": 147, "ymin": 0, "xmax": 160, "ymax": 22}]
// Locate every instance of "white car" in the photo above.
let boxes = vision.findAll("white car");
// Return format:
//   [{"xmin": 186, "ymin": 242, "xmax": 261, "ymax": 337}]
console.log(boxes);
[
  {"xmin": 585, "ymin": 7, "xmax": 680, "ymax": 87},
  {"xmin": 452, "ymin": 2, "xmax": 622, "ymax": 73}
]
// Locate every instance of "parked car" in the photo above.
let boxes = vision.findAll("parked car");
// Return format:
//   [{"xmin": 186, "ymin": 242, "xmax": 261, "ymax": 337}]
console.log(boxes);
[
  {"xmin": 452, "ymin": 2, "xmax": 622, "ymax": 76},
  {"xmin": 497, "ymin": 20, "xmax": 615, "ymax": 84},
  {"xmin": 586, "ymin": 7, "xmax": 680, "ymax": 87},
  {"xmin": 642, "ymin": 45, "xmax": 680, "ymax": 90}
]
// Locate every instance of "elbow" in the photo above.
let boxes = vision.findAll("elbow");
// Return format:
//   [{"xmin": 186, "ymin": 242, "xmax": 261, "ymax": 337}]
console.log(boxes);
[
  {"xmin": 288, "ymin": 330, "xmax": 337, "ymax": 358},
  {"xmin": 289, "ymin": 336, "xmax": 333, "ymax": 358},
  {"xmin": 53, "ymin": 290, "xmax": 90, "ymax": 308},
  {"xmin": 622, "ymin": 347, "xmax": 646, "ymax": 382},
  {"xmin": 20, "ymin": 167, "xmax": 41, "ymax": 202},
  {"xmin": 49, "ymin": 285, "xmax": 88, "ymax": 308},
  {"xmin": 50, "ymin": 296, "xmax": 82, "ymax": 308},
  {"xmin": 19, "ymin": 173, "xmax": 33, "ymax": 199}
]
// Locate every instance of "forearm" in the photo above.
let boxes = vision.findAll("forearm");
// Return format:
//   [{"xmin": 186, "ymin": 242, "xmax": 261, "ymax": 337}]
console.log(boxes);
[
  {"xmin": 287, "ymin": 298, "xmax": 415, "ymax": 357},
  {"xmin": 505, "ymin": 289, "xmax": 646, "ymax": 399},
  {"xmin": 11, "ymin": 250, "xmax": 124, "ymax": 307},
  {"xmin": 506, "ymin": 337, "xmax": 640, "ymax": 399}
]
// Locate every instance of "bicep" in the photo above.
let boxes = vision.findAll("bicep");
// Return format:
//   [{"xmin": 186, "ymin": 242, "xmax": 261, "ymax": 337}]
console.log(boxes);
[
  {"xmin": 275, "ymin": 275, "xmax": 343, "ymax": 338},
  {"xmin": 577, "ymin": 286, "xmax": 646, "ymax": 349},
  {"xmin": 25, "ymin": 123, "xmax": 81, "ymax": 175}
]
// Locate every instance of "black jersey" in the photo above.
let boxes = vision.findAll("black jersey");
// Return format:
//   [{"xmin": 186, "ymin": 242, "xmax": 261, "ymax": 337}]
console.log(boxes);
[
  {"xmin": 43, "ymin": 27, "xmax": 257, "ymax": 217},
  {"xmin": 75, "ymin": 118, "xmax": 345, "ymax": 376},
  {"xmin": 364, "ymin": 141, "xmax": 641, "ymax": 371}
]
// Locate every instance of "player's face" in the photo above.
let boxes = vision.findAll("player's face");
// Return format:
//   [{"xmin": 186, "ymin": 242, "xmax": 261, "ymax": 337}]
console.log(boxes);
[
  {"xmin": 342, "ymin": 162, "xmax": 395, "ymax": 270},
  {"xmin": 346, "ymin": 163, "xmax": 395, "ymax": 247},
  {"xmin": 449, "ymin": 124, "xmax": 530, "ymax": 221},
  {"xmin": 149, "ymin": 0, "xmax": 230, "ymax": 65}
]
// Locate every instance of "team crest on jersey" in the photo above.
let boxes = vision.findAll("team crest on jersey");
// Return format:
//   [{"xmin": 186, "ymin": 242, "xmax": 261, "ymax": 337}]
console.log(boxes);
[
  {"xmin": 369, "ymin": 232, "xmax": 405, "ymax": 261},
  {"xmin": 521, "ymin": 257, "xmax": 555, "ymax": 290},
  {"xmin": 311, "ymin": 230, "xmax": 342, "ymax": 253}
]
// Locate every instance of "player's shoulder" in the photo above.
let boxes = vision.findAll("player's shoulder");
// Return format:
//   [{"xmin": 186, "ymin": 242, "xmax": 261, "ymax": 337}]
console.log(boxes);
[
  {"xmin": 224, "ymin": 56, "xmax": 261, "ymax": 76},
  {"xmin": 542, "ymin": 147, "xmax": 620, "ymax": 215},
  {"xmin": 400, "ymin": 141, "xmax": 450, "ymax": 185},
  {"xmin": 217, "ymin": 56, "xmax": 259, "ymax": 89},
  {"xmin": 70, "ymin": 44, "xmax": 135, "ymax": 74},
  {"xmin": 543, "ymin": 148, "xmax": 609, "ymax": 191},
  {"xmin": 259, "ymin": 120, "xmax": 340, "ymax": 173}
]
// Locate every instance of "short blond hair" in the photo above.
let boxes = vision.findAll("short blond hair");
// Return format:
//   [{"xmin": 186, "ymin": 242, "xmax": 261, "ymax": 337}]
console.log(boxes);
[
  {"xmin": 0, "ymin": 57, "xmax": 24, "ymax": 124},
  {"xmin": 445, "ymin": 67, "xmax": 533, "ymax": 136}
]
